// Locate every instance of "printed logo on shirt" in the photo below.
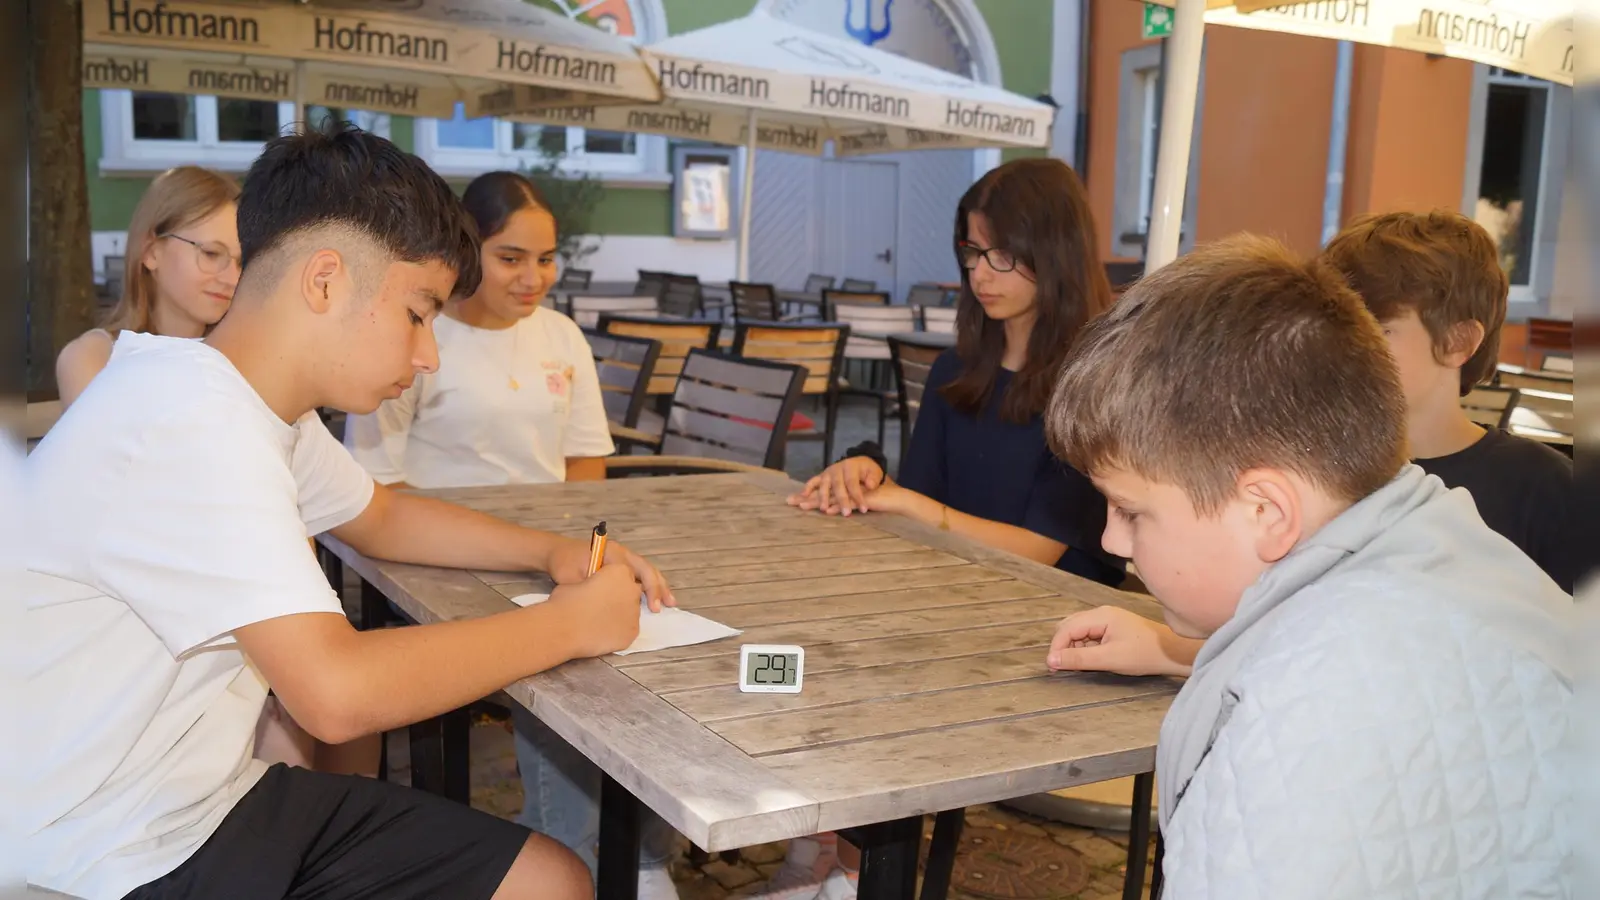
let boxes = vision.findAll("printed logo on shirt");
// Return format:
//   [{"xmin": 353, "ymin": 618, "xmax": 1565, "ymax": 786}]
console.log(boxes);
[{"xmin": 542, "ymin": 360, "xmax": 575, "ymax": 398}]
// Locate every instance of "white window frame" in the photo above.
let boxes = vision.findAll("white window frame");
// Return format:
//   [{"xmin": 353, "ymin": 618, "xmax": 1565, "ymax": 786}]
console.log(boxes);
[
  {"xmin": 1111, "ymin": 43, "xmax": 1202, "ymax": 260},
  {"xmin": 414, "ymin": 113, "xmax": 666, "ymax": 182},
  {"xmin": 99, "ymin": 89, "xmax": 391, "ymax": 175},
  {"xmin": 1460, "ymin": 66, "xmax": 1569, "ymax": 309}
]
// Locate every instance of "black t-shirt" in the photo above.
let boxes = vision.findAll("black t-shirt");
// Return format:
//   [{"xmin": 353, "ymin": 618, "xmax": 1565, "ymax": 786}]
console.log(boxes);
[
  {"xmin": 1414, "ymin": 428, "xmax": 1575, "ymax": 593},
  {"xmin": 896, "ymin": 350, "xmax": 1124, "ymax": 587}
]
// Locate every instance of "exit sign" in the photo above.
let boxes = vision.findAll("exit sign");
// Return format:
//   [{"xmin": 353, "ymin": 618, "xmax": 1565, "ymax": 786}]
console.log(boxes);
[{"xmin": 1142, "ymin": 3, "xmax": 1173, "ymax": 39}]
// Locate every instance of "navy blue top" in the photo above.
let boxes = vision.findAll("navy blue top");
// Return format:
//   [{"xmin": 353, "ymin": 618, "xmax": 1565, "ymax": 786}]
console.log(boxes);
[{"xmin": 897, "ymin": 350, "xmax": 1125, "ymax": 586}]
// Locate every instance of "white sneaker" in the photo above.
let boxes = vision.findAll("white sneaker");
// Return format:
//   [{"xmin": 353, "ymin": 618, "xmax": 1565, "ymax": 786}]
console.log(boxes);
[
  {"xmin": 817, "ymin": 867, "xmax": 858, "ymax": 900},
  {"xmin": 745, "ymin": 836, "xmax": 832, "ymax": 900},
  {"xmin": 638, "ymin": 863, "xmax": 680, "ymax": 900}
]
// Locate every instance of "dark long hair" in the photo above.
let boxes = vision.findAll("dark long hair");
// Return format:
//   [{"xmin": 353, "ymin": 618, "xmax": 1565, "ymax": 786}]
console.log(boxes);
[
  {"xmin": 942, "ymin": 158, "xmax": 1112, "ymax": 423},
  {"xmin": 461, "ymin": 171, "xmax": 551, "ymax": 242}
]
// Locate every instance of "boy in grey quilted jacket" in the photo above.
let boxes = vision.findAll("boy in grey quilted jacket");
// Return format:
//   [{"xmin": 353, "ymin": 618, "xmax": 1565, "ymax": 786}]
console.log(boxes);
[{"xmin": 1041, "ymin": 235, "xmax": 1571, "ymax": 899}]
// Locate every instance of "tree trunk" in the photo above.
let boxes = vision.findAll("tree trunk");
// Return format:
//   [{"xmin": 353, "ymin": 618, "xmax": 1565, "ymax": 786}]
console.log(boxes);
[{"xmin": 27, "ymin": 0, "xmax": 93, "ymax": 401}]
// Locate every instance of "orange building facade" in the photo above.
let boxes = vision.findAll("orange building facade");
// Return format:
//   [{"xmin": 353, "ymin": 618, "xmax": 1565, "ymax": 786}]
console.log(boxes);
[{"xmin": 1074, "ymin": 0, "xmax": 1572, "ymax": 359}]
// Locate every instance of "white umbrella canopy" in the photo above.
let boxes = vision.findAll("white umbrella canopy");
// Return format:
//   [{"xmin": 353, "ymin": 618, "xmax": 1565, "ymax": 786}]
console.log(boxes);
[
  {"xmin": 506, "ymin": 10, "xmax": 1055, "ymax": 278},
  {"xmin": 1142, "ymin": 0, "xmax": 1574, "ymax": 270},
  {"xmin": 82, "ymin": 0, "xmax": 661, "ymax": 119}
]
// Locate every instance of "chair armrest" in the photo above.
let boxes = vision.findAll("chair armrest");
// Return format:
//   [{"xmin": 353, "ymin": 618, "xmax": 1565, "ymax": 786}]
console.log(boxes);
[
  {"xmin": 610, "ymin": 422, "xmax": 662, "ymax": 452},
  {"xmin": 605, "ymin": 456, "xmax": 787, "ymax": 478}
]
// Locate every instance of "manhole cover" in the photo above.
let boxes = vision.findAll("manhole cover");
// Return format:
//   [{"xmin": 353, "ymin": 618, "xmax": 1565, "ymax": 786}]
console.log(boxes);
[{"xmin": 922, "ymin": 825, "xmax": 1092, "ymax": 900}]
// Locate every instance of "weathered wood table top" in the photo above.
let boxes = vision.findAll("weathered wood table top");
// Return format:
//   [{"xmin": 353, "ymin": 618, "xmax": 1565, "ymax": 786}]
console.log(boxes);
[{"xmin": 322, "ymin": 472, "xmax": 1177, "ymax": 851}]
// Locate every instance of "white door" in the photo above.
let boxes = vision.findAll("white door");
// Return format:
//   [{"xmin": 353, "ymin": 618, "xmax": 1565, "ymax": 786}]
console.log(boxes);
[{"xmin": 820, "ymin": 158, "xmax": 899, "ymax": 296}]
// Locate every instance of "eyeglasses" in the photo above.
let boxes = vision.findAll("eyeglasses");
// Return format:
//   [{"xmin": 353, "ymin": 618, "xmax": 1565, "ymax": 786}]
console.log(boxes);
[
  {"xmin": 160, "ymin": 233, "xmax": 241, "ymax": 276},
  {"xmin": 956, "ymin": 241, "xmax": 1019, "ymax": 273}
]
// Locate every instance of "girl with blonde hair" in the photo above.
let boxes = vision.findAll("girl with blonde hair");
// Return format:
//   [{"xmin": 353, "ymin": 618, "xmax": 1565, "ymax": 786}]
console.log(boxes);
[{"xmin": 56, "ymin": 165, "xmax": 241, "ymax": 408}]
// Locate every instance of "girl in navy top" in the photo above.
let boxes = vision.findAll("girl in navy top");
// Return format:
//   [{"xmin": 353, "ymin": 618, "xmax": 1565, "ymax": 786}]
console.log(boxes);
[{"xmin": 788, "ymin": 157, "xmax": 1124, "ymax": 587}]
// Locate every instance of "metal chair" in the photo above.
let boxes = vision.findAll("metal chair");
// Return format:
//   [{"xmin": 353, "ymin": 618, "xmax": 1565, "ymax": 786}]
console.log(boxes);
[
  {"xmin": 904, "ymin": 282, "xmax": 947, "ymax": 310},
  {"xmin": 558, "ymin": 267, "xmax": 593, "ymax": 290},
  {"xmin": 660, "ymin": 274, "xmax": 706, "ymax": 319},
  {"xmin": 1461, "ymin": 385, "xmax": 1519, "ymax": 431},
  {"xmin": 802, "ymin": 274, "xmax": 836, "ymax": 295},
  {"xmin": 607, "ymin": 348, "xmax": 807, "ymax": 472},
  {"xmin": 583, "ymin": 329, "xmax": 662, "ymax": 436},
  {"xmin": 732, "ymin": 322, "xmax": 851, "ymax": 464},
  {"xmin": 831, "ymin": 301, "xmax": 918, "ymax": 447},
  {"xmin": 888, "ymin": 334, "xmax": 949, "ymax": 468},
  {"xmin": 569, "ymin": 294, "xmax": 660, "ymax": 330},
  {"xmin": 919, "ymin": 305, "xmax": 958, "ymax": 335},
  {"xmin": 841, "ymin": 277, "xmax": 877, "ymax": 291}
]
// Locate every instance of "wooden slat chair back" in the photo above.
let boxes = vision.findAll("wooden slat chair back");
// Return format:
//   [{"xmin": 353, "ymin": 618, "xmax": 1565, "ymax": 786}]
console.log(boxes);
[
  {"xmin": 1541, "ymin": 355, "xmax": 1574, "ymax": 374},
  {"xmin": 920, "ymin": 305, "xmax": 958, "ymax": 335},
  {"xmin": 889, "ymin": 334, "xmax": 948, "ymax": 465},
  {"xmin": 821, "ymin": 289, "xmax": 889, "ymax": 321},
  {"xmin": 904, "ymin": 282, "xmax": 947, "ymax": 310},
  {"xmin": 1495, "ymin": 366, "xmax": 1573, "ymax": 393},
  {"xmin": 832, "ymin": 302, "xmax": 917, "ymax": 362},
  {"xmin": 733, "ymin": 322, "xmax": 851, "ymax": 461},
  {"xmin": 599, "ymin": 314, "xmax": 720, "ymax": 398},
  {"xmin": 569, "ymin": 294, "xmax": 660, "ymax": 329},
  {"xmin": 802, "ymin": 274, "xmax": 836, "ymax": 295},
  {"xmin": 558, "ymin": 268, "xmax": 593, "ymax": 290},
  {"xmin": 583, "ymin": 329, "xmax": 662, "ymax": 429},
  {"xmin": 661, "ymin": 274, "xmax": 705, "ymax": 319},
  {"xmin": 841, "ymin": 277, "xmax": 877, "ymax": 291},
  {"xmin": 660, "ymin": 349, "xmax": 807, "ymax": 470},
  {"xmin": 1508, "ymin": 386, "xmax": 1575, "ymax": 440},
  {"xmin": 730, "ymin": 281, "xmax": 782, "ymax": 322},
  {"xmin": 1461, "ymin": 386, "xmax": 1519, "ymax": 431}
]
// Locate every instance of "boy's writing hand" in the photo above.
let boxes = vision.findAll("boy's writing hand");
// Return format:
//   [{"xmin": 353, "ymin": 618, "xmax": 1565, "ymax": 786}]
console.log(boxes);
[
  {"xmin": 787, "ymin": 456, "xmax": 885, "ymax": 516},
  {"xmin": 547, "ymin": 563, "xmax": 642, "ymax": 658},
  {"xmin": 547, "ymin": 536, "xmax": 674, "ymax": 612},
  {"xmin": 1047, "ymin": 605, "xmax": 1197, "ymax": 678}
]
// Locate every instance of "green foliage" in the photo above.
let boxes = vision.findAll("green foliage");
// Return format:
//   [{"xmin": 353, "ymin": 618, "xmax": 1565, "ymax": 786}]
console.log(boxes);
[{"xmin": 521, "ymin": 145, "xmax": 606, "ymax": 265}]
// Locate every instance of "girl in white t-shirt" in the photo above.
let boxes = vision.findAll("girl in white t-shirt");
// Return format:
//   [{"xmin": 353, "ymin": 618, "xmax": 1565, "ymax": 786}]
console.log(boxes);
[
  {"xmin": 55, "ymin": 166, "xmax": 241, "ymax": 409},
  {"xmin": 343, "ymin": 173, "xmax": 679, "ymax": 898},
  {"xmin": 342, "ymin": 171, "xmax": 613, "ymax": 487}
]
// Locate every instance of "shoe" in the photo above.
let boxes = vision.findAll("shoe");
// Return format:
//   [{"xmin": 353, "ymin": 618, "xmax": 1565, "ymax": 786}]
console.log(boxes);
[
  {"xmin": 817, "ymin": 867, "xmax": 859, "ymax": 900},
  {"xmin": 638, "ymin": 863, "xmax": 680, "ymax": 900},
  {"xmin": 744, "ymin": 836, "xmax": 834, "ymax": 900}
]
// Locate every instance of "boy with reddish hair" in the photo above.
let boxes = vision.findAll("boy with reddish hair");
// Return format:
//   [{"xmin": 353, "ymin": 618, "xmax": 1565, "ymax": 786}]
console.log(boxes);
[{"xmin": 1322, "ymin": 210, "xmax": 1573, "ymax": 592}]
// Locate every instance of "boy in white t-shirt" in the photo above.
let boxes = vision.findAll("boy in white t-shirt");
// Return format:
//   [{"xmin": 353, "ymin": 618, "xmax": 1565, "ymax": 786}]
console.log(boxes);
[{"xmin": 24, "ymin": 123, "xmax": 671, "ymax": 900}]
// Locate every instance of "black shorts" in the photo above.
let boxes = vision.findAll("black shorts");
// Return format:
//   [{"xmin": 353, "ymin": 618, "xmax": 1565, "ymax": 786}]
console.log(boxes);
[{"xmin": 122, "ymin": 764, "xmax": 530, "ymax": 900}]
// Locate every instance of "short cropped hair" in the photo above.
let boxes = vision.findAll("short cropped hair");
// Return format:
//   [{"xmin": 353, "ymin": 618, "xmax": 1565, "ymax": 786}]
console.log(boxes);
[
  {"xmin": 1046, "ymin": 234, "xmax": 1408, "ymax": 516},
  {"xmin": 237, "ymin": 120, "xmax": 480, "ymax": 299},
  {"xmin": 1322, "ymin": 210, "xmax": 1507, "ymax": 396}
]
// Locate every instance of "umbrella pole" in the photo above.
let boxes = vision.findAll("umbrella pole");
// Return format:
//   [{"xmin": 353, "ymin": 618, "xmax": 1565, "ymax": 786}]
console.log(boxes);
[
  {"xmin": 1143, "ymin": 0, "xmax": 1205, "ymax": 271},
  {"xmin": 737, "ymin": 109, "xmax": 758, "ymax": 281},
  {"xmin": 293, "ymin": 60, "xmax": 307, "ymax": 134}
]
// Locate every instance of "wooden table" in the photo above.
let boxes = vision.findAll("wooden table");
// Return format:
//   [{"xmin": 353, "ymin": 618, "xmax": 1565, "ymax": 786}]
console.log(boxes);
[{"xmin": 320, "ymin": 473, "xmax": 1176, "ymax": 900}]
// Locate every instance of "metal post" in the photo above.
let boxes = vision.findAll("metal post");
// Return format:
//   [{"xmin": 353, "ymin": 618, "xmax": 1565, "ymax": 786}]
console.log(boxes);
[
  {"xmin": 1321, "ymin": 41, "xmax": 1355, "ymax": 246},
  {"xmin": 736, "ymin": 109, "xmax": 758, "ymax": 281},
  {"xmin": 1143, "ymin": 0, "xmax": 1206, "ymax": 271}
]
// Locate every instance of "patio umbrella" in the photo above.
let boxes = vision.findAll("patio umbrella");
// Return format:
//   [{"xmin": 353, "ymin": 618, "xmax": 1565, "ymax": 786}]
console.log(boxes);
[
  {"xmin": 504, "ymin": 10, "xmax": 1055, "ymax": 279},
  {"xmin": 1142, "ymin": 0, "xmax": 1574, "ymax": 268},
  {"xmin": 82, "ymin": 0, "xmax": 660, "ymax": 122}
]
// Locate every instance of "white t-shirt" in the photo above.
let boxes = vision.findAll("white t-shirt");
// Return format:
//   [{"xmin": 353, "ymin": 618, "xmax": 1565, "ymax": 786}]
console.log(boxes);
[
  {"xmin": 344, "ymin": 308, "xmax": 614, "ymax": 488},
  {"xmin": 23, "ymin": 332, "xmax": 375, "ymax": 900}
]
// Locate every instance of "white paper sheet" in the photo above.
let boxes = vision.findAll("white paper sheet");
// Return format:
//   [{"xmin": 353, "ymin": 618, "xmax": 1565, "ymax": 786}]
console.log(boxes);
[{"xmin": 508, "ymin": 593, "xmax": 742, "ymax": 656}]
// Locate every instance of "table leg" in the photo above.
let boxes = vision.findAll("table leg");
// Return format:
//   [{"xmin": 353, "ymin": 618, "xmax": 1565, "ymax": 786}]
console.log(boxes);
[
  {"xmin": 359, "ymin": 577, "xmax": 390, "ymax": 631},
  {"xmin": 1122, "ymin": 771, "xmax": 1155, "ymax": 900},
  {"xmin": 920, "ymin": 808, "xmax": 965, "ymax": 900},
  {"xmin": 597, "ymin": 773, "xmax": 642, "ymax": 900},
  {"xmin": 839, "ymin": 816, "xmax": 921, "ymax": 900},
  {"xmin": 1150, "ymin": 830, "xmax": 1165, "ymax": 900},
  {"xmin": 408, "ymin": 707, "xmax": 470, "ymax": 804},
  {"xmin": 408, "ymin": 715, "xmax": 447, "ymax": 797}
]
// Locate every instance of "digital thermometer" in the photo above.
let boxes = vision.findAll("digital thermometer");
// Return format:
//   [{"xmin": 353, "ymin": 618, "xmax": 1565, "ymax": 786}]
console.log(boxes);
[{"xmin": 739, "ymin": 644, "xmax": 804, "ymax": 694}]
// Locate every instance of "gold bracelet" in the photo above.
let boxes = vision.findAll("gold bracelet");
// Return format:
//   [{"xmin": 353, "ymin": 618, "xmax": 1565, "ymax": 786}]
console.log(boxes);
[{"xmin": 938, "ymin": 504, "xmax": 951, "ymax": 531}]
